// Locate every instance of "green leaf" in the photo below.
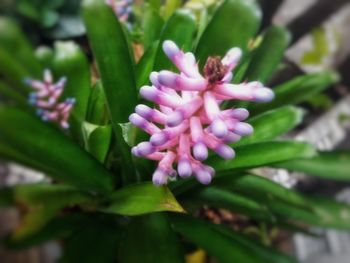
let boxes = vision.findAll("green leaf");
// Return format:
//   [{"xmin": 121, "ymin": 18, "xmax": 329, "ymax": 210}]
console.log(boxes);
[
  {"xmin": 0, "ymin": 184, "xmax": 93, "ymax": 241},
  {"xmin": 233, "ymin": 106, "xmax": 304, "ymax": 147},
  {"xmin": 0, "ymin": 81, "xmax": 28, "ymax": 108},
  {"xmin": 0, "ymin": 107, "xmax": 114, "ymax": 194},
  {"xmin": 143, "ymin": 5, "xmax": 164, "ymax": 49},
  {"xmin": 0, "ymin": 17, "xmax": 42, "ymax": 77},
  {"xmin": 102, "ymin": 182, "xmax": 184, "ymax": 216},
  {"xmin": 85, "ymin": 80, "xmax": 109, "ymax": 125},
  {"xmin": 60, "ymin": 214, "xmax": 121, "ymax": 263},
  {"xmin": 212, "ymin": 173, "xmax": 350, "ymax": 229},
  {"xmin": 196, "ymin": 0, "xmax": 261, "ymax": 67},
  {"xmin": 274, "ymin": 151, "xmax": 350, "ymax": 181},
  {"xmin": 209, "ymin": 141, "xmax": 316, "ymax": 172},
  {"xmin": 119, "ymin": 213, "xmax": 185, "ymax": 263},
  {"xmin": 153, "ymin": 10, "xmax": 196, "ymax": 71},
  {"xmin": 186, "ymin": 187, "xmax": 274, "ymax": 221},
  {"xmin": 52, "ymin": 41, "xmax": 91, "ymax": 121},
  {"xmin": 0, "ymin": 47, "xmax": 30, "ymax": 94},
  {"xmin": 212, "ymin": 173, "xmax": 310, "ymax": 212},
  {"xmin": 87, "ymin": 124, "xmax": 112, "ymax": 163},
  {"xmin": 169, "ymin": 214, "xmax": 277, "ymax": 263},
  {"xmin": 250, "ymin": 71, "xmax": 339, "ymax": 115},
  {"xmin": 83, "ymin": 0, "xmax": 137, "ymax": 183},
  {"xmin": 162, "ymin": 0, "xmax": 182, "ymax": 19},
  {"xmin": 136, "ymin": 41, "xmax": 159, "ymax": 88},
  {"xmin": 244, "ymin": 26, "xmax": 291, "ymax": 83},
  {"xmin": 213, "ymin": 222, "xmax": 298, "ymax": 263}
]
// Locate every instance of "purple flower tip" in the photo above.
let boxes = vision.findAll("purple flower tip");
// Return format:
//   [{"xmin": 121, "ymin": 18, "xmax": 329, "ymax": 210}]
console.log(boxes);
[
  {"xmin": 136, "ymin": 142, "xmax": 155, "ymax": 156},
  {"xmin": 135, "ymin": 104, "xmax": 151, "ymax": 118},
  {"xmin": 254, "ymin": 88, "xmax": 275, "ymax": 102},
  {"xmin": 163, "ymin": 40, "xmax": 180, "ymax": 58},
  {"xmin": 234, "ymin": 123, "xmax": 253, "ymax": 136},
  {"xmin": 158, "ymin": 70, "xmax": 177, "ymax": 87},
  {"xmin": 140, "ymin": 86, "xmax": 157, "ymax": 101},
  {"xmin": 129, "ymin": 113, "xmax": 144, "ymax": 127},
  {"xmin": 167, "ymin": 111, "xmax": 183, "ymax": 127},
  {"xmin": 178, "ymin": 158, "xmax": 192, "ymax": 178},
  {"xmin": 231, "ymin": 108, "xmax": 249, "ymax": 120},
  {"xmin": 150, "ymin": 132, "xmax": 167, "ymax": 146},
  {"xmin": 131, "ymin": 146, "xmax": 140, "ymax": 157},
  {"xmin": 195, "ymin": 169, "xmax": 212, "ymax": 185},
  {"xmin": 211, "ymin": 119, "xmax": 228, "ymax": 138},
  {"xmin": 216, "ymin": 145, "xmax": 235, "ymax": 160},
  {"xmin": 193, "ymin": 142, "xmax": 208, "ymax": 161},
  {"xmin": 152, "ymin": 169, "xmax": 168, "ymax": 186}
]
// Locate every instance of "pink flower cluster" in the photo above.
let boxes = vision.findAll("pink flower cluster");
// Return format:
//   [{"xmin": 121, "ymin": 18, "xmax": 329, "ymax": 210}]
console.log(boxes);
[
  {"xmin": 130, "ymin": 40, "xmax": 274, "ymax": 185},
  {"xmin": 106, "ymin": 0, "xmax": 132, "ymax": 22},
  {"xmin": 26, "ymin": 69, "xmax": 75, "ymax": 129}
]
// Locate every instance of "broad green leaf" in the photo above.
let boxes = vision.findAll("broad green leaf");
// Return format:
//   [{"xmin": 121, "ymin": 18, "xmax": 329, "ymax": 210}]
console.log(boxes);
[
  {"xmin": 209, "ymin": 141, "xmax": 316, "ymax": 172},
  {"xmin": 213, "ymin": 173, "xmax": 350, "ymax": 229},
  {"xmin": 0, "ymin": 81, "xmax": 28, "ymax": 108},
  {"xmin": 102, "ymin": 182, "xmax": 184, "ymax": 216},
  {"xmin": 250, "ymin": 71, "xmax": 339, "ymax": 115},
  {"xmin": 213, "ymin": 222, "xmax": 298, "ymax": 263},
  {"xmin": 61, "ymin": 214, "xmax": 121, "ymax": 263},
  {"xmin": 266, "ymin": 195, "xmax": 350, "ymax": 229},
  {"xmin": 153, "ymin": 10, "xmax": 196, "ymax": 71},
  {"xmin": 119, "ymin": 214, "xmax": 185, "ymax": 263},
  {"xmin": 83, "ymin": 0, "xmax": 137, "ymax": 121},
  {"xmin": 233, "ymin": 106, "xmax": 304, "ymax": 147},
  {"xmin": 0, "ymin": 47, "xmax": 30, "ymax": 94},
  {"xmin": 87, "ymin": 125, "xmax": 112, "ymax": 163},
  {"xmin": 244, "ymin": 26, "xmax": 291, "ymax": 83},
  {"xmin": 196, "ymin": 0, "xmax": 261, "ymax": 67},
  {"xmin": 52, "ymin": 41, "xmax": 91, "ymax": 121},
  {"xmin": 212, "ymin": 173, "xmax": 308, "ymax": 208},
  {"xmin": 0, "ymin": 107, "xmax": 114, "ymax": 194},
  {"xmin": 85, "ymin": 80, "xmax": 109, "ymax": 125},
  {"xmin": 274, "ymin": 151, "xmax": 350, "ymax": 181},
  {"xmin": 143, "ymin": 5, "xmax": 164, "ymax": 49},
  {"xmin": 147, "ymin": 0, "xmax": 161, "ymax": 11},
  {"xmin": 0, "ymin": 17, "xmax": 42, "ymax": 77},
  {"xmin": 83, "ymin": 0, "xmax": 137, "ymax": 183},
  {"xmin": 136, "ymin": 41, "xmax": 159, "ymax": 88},
  {"xmin": 163, "ymin": 0, "xmax": 182, "ymax": 19},
  {"xmin": 0, "ymin": 184, "xmax": 93, "ymax": 241},
  {"xmin": 186, "ymin": 187, "xmax": 274, "ymax": 221},
  {"xmin": 170, "ymin": 214, "xmax": 288, "ymax": 263}
]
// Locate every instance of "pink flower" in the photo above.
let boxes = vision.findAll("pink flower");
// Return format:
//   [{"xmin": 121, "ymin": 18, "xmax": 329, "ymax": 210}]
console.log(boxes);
[
  {"xmin": 130, "ymin": 40, "xmax": 274, "ymax": 185},
  {"xmin": 106, "ymin": 0, "xmax": 132, "ymax": 22},
  {"xmin": 25, "ymin": 69, "xmax": 75, "ymax": 129}
]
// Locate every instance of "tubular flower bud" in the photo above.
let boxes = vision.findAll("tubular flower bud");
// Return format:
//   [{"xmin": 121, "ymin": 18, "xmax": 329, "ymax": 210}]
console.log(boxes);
[
  {"xmin": 25, "ymin": 69, "xmax": 75, "ymax": 129},
  {"xmin": 130, "ymin": 40, "xmax": 274, "ymax": 185}
]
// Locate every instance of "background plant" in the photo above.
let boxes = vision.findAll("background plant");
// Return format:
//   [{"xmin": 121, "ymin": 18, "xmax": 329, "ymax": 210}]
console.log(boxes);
[{"xmin": 0, "ymin": 0, "xmax": 350, "ymax": 262}]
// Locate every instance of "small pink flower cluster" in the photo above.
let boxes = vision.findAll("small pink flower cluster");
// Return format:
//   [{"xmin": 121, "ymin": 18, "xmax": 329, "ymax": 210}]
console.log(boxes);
[
  {"xmin": 26, "ymin": 69, "xmax": 75, "ymax": 129},
  {"xmin": 106, "ymin": 0, "xmax": 132, "ymax": 22},
  {"xmin": 130, "ymin": 40, "xmax": 274, "ymax": 185}
]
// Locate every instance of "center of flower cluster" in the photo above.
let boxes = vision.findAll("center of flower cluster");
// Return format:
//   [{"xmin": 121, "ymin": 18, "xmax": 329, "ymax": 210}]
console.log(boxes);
[
  {"xmin": 129, "ymin": 40, "xmax": 274, "ymax": 186},
  {"xmin": 204, "ymin": 56, "xmax": 228, "ymax": 84}
]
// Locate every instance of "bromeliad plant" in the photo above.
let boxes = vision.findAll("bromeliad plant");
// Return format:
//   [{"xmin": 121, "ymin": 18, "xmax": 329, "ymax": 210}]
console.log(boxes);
[{"xmin": 0, "ymin": 0, "xmax": 350, "ymax": 262}]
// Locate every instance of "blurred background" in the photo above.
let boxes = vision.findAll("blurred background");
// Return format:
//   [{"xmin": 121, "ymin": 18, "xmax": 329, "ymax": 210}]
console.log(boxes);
[{"xmin": 0, "ymin": 0, "xmax": 350, "ymax": 262}]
